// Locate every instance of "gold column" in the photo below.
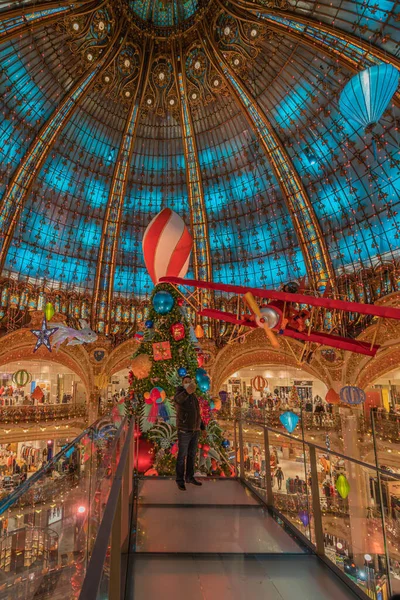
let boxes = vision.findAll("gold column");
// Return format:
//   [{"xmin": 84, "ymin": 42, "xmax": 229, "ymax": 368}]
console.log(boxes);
[
  {"xmin": 171, "ymin": 45, "xmax": 212, "ymax": 284},
  {"xmin": 201, "ymin": 27, "xmax": 335, "ymax": 291},
  {"xmin": 0, "ymin": 23, "xmax": 124, "ymax": 272},
  {"xmin": 91, "ymin": 41, "xmax": 154, "ymax": 334}
]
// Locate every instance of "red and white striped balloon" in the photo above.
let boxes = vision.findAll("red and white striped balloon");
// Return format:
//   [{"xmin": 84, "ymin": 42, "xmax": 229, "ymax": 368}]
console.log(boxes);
[{"xmin": 142, "ymin": 208, "xmax": 192, "ymax": 284}]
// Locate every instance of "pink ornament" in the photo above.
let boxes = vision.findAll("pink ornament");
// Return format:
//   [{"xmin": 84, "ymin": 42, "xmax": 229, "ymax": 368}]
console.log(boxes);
[
  {"xmin": 142, "ymin": 208, "xmax": 192, "ymax": 284},
  {"xmin": 171, "ymin": 442, "xmax": 178, "ymax": 456}
]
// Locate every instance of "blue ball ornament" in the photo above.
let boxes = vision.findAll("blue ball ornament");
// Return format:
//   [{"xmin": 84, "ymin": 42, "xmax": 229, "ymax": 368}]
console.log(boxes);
[
  {"xmin": 198, "ymin": 375, "xmax": 210, "ymax": 393},
  {"xmin": 195, "ymin": 368, "xmax": 207, "ymax": 383},
  {"xmin": 152, "ymin": 291, "xmax": 174, "ymax": 315},
  {"xmin": 210, "ymin": 400, "xmax": 215, "ymax": 410},
  {"xmin": 145, "ymin": 319, "xmax": 154, "ymax": 328},
  {"xmin": 221, "ymin": 439, "xmax": 230, "ymax": 449},
  {"xmin": 178, "ymin": 367, "xmax": 187, "ymax": 377}
]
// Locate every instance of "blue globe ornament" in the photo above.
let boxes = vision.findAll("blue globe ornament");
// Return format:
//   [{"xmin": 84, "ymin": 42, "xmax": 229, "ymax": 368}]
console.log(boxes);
[
  {"xmin": 279, "ymin": 411, "xmax": 300, "ymax": 434},
  {"xmin": 210, "ymin": 400, "xmax": 215, "ymax": 410},
  {"xmin": 221, "ymin": 439, "xmax": 230, "ymax": 449},
  {"xmin": 195, "ymin": 368, "xmax": 207, "ymax": 383},
  {"xmin": 145, "ymin": 319, "xmax": 154, "ymax": 328},
  {"xmin": 339, "ymin": 386, "xmax": 366, "ymax": 405},
  {"xmin": 198, "ymin": 375, "xmax": 210, "ymax": 393},
  {"xmin": 178, "ymin": 367, "xmax": 187, "ymax": 377},
  {"xmin": 152, "ymin": 291, "xmax": 174, "ymax": 315}
]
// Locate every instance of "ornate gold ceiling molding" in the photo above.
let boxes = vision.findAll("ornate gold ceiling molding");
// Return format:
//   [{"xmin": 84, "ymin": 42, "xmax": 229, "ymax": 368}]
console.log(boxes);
[
  {"xmin": 0, "ymin": 19, "xmax": 125, "ymax": 273},
  {"xmin": 91, "ymin": 40, "xmax": 154, "ymax": 334},
  {"xmin": 231, "ymin": 0, "xmax": 400, "ymax": 72},
  {"xmin": 201, "ymin": 23, "xmax": 335, "ymax": 291},
  {"xmin": 0, "ymin": 0, "xmax": 98, "ymax": 45}
]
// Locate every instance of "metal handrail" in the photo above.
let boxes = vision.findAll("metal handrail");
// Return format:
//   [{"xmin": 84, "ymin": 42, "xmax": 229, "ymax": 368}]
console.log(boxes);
[
  {"xmin": 0, "ymin": 416, "xmax": 104, "ymax": 515},
  {"xmin": 239, "ymin": 413, "xmax": 400, "ymax": 482},
  {"xmin": 78, "ymin": 417, "xmax": 134, "ymax": 600}
]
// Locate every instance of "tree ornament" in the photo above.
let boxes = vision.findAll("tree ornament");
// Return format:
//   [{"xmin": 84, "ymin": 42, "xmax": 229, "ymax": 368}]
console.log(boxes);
[
  {"xmin": 177, "ymin": 367, "xmax": 187, "ymax": 377},
  {"xmin": 170, "ymin": 322, "xmax": 185, "ymax": 341},
  {"xmin": 213, "ymin": 398, "xmax": 222, "ymax": 411},
  {"xmin": 177, "ymin": 297, "xmax": 185, "ymax": 307},
  {"xmin": 222, "ymin": 439, "xmax": 230, "ymax": 448},
  {"xmin": 12, "ymin": 370, "xmax": 31, "ymax": 387},
  {"xmin": 142, "ymin": 387, "xmax": 175, "ymax": 430},
  {"xmin": 31, "ymin": 317, "xmax": 58, "ymax": 353},
  {"xmin": 198, "ymin": 375, "xmax": 211, "ymax": 393},
  {"xmin": 152, "ymin": 291, "xmax": 174, "ymax": 314},
  {"xmin": 145, "ymin": 320, "xmax": 154, "ymax": 328},
  {"xmin": 134, "ymin": 331, "xmax": 144, "ymax": 343},
  {"xmin": 279, "ymin": 411, "xmax": 300, "ymax": 433},
  {"xmin": 194, "ymin": 324, "xmax": 204, "ymax": 338},
  {"xmin": 339, "ymin": 386, "xmax": 366, "ymax": 405},
  {"xmin": 44, "ymin": 302, "xmax": 55, "ymax": 321},
  {"xmin": 143, "ymin": 208, "xmax": 192, "ymax": 284},
  {"xmin": 131, "ymin": 354, "xmax": 152, "ymax": 379},
  {"xmin": 195, "ymin": 368, "xmax": 207, "ymax": 382},
  {"xmin": 153, "ymin": 341, "xmax": 172, "ymax": 361},
  {"xmin": 336, "ymin": 474, "xmax": 350, "ymax": 499}
]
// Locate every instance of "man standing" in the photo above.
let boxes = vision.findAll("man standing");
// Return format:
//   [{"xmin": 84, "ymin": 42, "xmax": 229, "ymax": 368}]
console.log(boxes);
[{"xmin": 174, "ymin": 375, "xmax": 203, "ymax": 491}]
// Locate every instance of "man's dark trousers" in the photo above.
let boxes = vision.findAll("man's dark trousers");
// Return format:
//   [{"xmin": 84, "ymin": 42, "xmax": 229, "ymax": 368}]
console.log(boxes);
[{"xmin": 176, "ymin": 430, "xmax": 199, "ymax": 484}]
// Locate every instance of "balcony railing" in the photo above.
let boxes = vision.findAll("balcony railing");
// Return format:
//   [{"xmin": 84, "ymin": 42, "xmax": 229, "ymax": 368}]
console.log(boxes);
[{"xmin": 0, "ymin": 403, "xmax": 88, "ymax": 424}]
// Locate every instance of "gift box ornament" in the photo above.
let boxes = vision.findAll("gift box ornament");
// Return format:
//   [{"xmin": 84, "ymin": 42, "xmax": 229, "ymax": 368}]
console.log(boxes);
[{"xmin": 153, "ymin": 341, "xmax": 172, "ymax": 361}]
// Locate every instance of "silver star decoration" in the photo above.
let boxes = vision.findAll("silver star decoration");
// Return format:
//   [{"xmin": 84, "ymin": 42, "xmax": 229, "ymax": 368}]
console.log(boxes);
[{"xmin": 31, "ymin": 318, "xmax": 58, "ymax": 353}]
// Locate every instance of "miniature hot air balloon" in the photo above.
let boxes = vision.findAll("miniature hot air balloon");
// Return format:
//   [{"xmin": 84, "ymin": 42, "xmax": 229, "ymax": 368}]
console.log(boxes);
[
  {"xmin": 142, "ymin": 208, "xmax": 192, "ymax": 284},
  {"xmin": 279, "ymin": 411, "xmax": 300, "ymax": 433},
  {"xmin": 339, "ymin": 64, "xmax": 399, "ymax": 130}
]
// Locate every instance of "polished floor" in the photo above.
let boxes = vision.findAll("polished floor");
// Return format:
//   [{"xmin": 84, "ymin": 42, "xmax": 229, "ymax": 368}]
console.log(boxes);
[{"xmin": 125, "ymin": 479, "xmax": 358, "ymax": 599}]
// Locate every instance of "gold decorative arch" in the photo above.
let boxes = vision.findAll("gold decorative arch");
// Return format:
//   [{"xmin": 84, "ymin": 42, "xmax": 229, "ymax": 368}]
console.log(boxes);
[
  {"xmin": 0, "ymin": 328, "xmax": 94, "ymax": 399},
  {"xmin": 102, "ymin": 337, "xmax": 139, "ymax": 376},
  {"xmin": 210, "ymin": 329, "xmax": 329, "ymax": 394}
]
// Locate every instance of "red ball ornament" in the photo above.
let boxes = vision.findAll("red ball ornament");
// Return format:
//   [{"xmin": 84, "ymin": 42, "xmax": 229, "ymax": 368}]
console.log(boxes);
[
  {"xmin": 177, "ymin": 297, "xmax": 185, "ymax": 307},
  {"xmin": 170, "ymin": 322, "xmax": 185, "ymax": 341},
  {"xmin": 136, "ymin": 437, "xmax": 154, "ymax": 473}
]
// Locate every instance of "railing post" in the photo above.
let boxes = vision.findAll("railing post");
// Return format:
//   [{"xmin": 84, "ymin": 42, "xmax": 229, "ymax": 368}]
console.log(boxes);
[
  {"xmin": 233, "ymin": 417, "xmax": 238, "ymax": 476},
  {"xmin": 309, "ymin": 445, "xmax": 325, "ymax": 556},
  {"xmin": 121, "ymin": 450, "xmax": 130, "ymax": 553},
  {"xmin": 263, "ymin": 426, "xmax": 274, "ymax": 508},
  {"xmin": 238, "ymin": 414, "xmax": 245, "ymax": 480},
  {"xmin": 109, "ymin": 488, "xmax": 122, "ymax": 600}
]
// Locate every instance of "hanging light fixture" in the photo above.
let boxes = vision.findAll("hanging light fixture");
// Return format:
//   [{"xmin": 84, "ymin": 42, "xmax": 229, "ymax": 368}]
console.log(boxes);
[{"xmin": 339, "ymin": 64, "xmax": 399, "ymax": 130}]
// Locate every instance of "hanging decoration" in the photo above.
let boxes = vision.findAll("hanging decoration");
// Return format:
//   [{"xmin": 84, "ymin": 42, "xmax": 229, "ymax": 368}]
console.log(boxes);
[
  {"xmin": 339, "ymin": 386, "xmax": 366, "ymax": 405},
  {"xmin": 336, "ymin": 474, "xmax": 350, "ymax": 499},
  {"xmin": 339, "ymin": 64, "xmax": 399, "ymax": 130},
  {"xmin": 31, "ymin": 318, "xmax": 59, "ymax": 353},
  {"xmin": 142, "ymin": 208, "xmax": 192, "ymax": 284},
  {"xmin": 177, "ymin": 367, "xmax": 187, "ymax": 377},
  {"xmin": 170, "ymin": 322, "xmax": 185, "ymax": 341},
  {"xmin": 134, "ymin": 331, "xmax": 144, "ymax": 343},
  {"xmin": 326, "ymin": 388, "xmax": 341, "ymax": 405},
  {"xmin": 198, "ymin": 375, "xmax": 211, "ymax": 393},
  {"xmin": 298, "ymin": 510, "xmax": 310, "ymax": 528},
  {"xmin": 131, "ymin": 354, "xmax": 152, "ymax": 379},
  {"xmin": 195, "ymin": 368, "xmax": 207, "ymax": 382},
  {"xmin": 152, "ymin": 291, "xmax": 174, "ymax": 315},
  {"xmin": 50, "ymin": 320, "xmax": 98, "ymax": 349},
  {"xmin": 252, "ymin": 375, "xmax": 267, "ymax": 392},
  {"xmin": 12, "ymin": 370, "xmax": 31, "ymax": 387},
  {"xmin": 145, "ymin": 320, "xmax": 154, "ymax": 328},
  {"xmin": 31, "ymin": 385, "xmax": 44, "ymax": 402},
  {"xmin": 44, "ymin": 302, "xmax": 55, "ymax": 321},
  {"xmin": 279, "ymin": 411, "xmax": 300, "ymax": 433},
  {"xmin": 152, "ymin": 341, "xmax": 172, "ymax": 361}
]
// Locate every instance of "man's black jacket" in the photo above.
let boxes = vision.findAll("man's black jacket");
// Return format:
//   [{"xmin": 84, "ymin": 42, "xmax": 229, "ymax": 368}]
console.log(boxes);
[{"xmin": 174, "ymin": 385, "xmax": 201, "ymax": 431}]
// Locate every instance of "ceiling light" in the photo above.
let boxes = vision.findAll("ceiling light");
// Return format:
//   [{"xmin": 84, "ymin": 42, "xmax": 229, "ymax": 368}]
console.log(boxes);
[
  {"xmin": 87, "ymin": 53, "xmax": 93, "ymax": 61},
  {"xmin": 194, "ymin": 61, "xmax": 201, "ymax": 70},
  {"xmin": 72, "ymin": 22, "xmax": 80, "ymax": 31},
  {"xmin": 124, "ymin": 59, "xmax": 131, "ymax": 68},
  {"xmin": 250, "ymin": 28, "xmax": 257, "ymax": 37},
  {"xmin": 224, "ymin": 27, "xmax": 231, "ymax": 35},
  {"xmin": 98, "ymin": 21, "xmax": 105, "ymax": 31}
]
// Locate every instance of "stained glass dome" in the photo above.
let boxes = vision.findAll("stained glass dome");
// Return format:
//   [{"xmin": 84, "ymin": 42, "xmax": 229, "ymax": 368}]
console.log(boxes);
[{"xmin": 0, "ymin": 0, "xmax": 399, "ymax": 332}]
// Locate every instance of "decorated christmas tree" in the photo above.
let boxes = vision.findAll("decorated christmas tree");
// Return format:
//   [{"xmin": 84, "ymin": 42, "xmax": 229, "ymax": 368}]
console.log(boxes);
[{"xmin": 127, "ymin": 208, "xmax": 232, "ymax": 477}]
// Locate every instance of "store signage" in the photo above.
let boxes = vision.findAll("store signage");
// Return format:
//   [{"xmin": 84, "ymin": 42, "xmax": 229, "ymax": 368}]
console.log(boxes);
[
  {"xmin": 293, "ymin": 381, "xmax": 313, "ymax": 386},
  {"xmin": 252, "ymin": 376, "xmax": 267, "ymax": 392}
]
